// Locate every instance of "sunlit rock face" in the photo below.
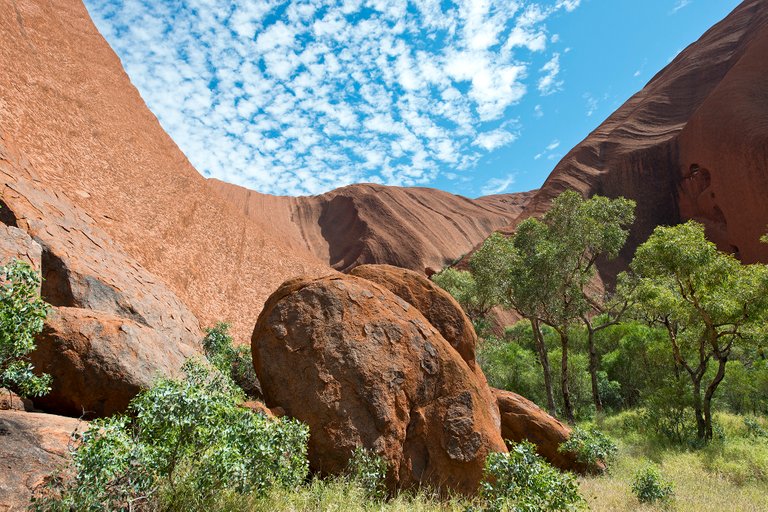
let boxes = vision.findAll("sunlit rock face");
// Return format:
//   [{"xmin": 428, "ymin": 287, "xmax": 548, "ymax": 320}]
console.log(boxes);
[{"xmin": 486, "ymin": 0, "xmax": 768, "ymax": 272}]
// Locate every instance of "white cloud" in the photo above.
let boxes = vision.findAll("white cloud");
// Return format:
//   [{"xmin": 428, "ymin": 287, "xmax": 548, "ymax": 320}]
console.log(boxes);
[
  {"xmin": 481, "ymin": 173, "xmax": 517, "ymax": 195},
  {"xmin": 538, "ymin": 53, "xmax": 563, "ymax": 95},
  {"xmin": 474, "ymin": 129, "xmax": 518, "ymax": 151},
  {"xmin": 670, "ymin": 0, "xmax": 692, "ymax": 15},
  {"xmin": 85, "ymin": 0, "xmax": 581, "ymax": 195},
  {"xmin": 583, "ymin": 93, "xmax": 599, "ymax": 117}
]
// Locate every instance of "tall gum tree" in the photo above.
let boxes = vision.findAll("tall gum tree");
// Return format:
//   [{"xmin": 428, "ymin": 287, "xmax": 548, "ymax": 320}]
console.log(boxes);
[
  {"xmin": 472, "ymin": 191, "xmax": 635, "ymax": 422},
  {"xmin": 631, "ymin": 221, "xmax": 768, "ymax": 441}
]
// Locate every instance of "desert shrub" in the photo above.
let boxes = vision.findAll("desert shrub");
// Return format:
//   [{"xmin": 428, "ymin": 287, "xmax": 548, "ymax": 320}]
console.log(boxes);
[
  {"xmin": 35, "ymin": 359, "xmax": 309, "ymax": 511},
  {"xmin": 744, "ymin": 416, "xmax": 768, "ymax": 438},
  {"xmin": 346, "ymin": 446, "xmax": 388, "ymax": 501},
  {"xmin": 478, "ymin": 336, "xmax": 546, "ymax": 406},
  {"xmin": 479, "ymin": 441, "xmax": 585, "ymax": 511},
  {"xmin": 0, "ymin": 259, "xmax": 50, "ymax": 397},
  {"xmin": 202, "ymin": 322, "xmax": 261, "ymax": 398},
  {"xmin": 558, "ymin": 426, "xmax": 617, "ymax": 468},
  {"xmin": 631, "ymin": 465, "xmax": 674, "ymax": 505},
  {"xmin": 641, "ymin": 378, "xmax": 698, "ymax": 445}
]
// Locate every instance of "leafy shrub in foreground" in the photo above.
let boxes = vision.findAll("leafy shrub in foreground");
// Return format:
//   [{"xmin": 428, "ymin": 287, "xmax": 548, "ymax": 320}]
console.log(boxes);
[
  {"xmin": 0, "ymin": 259, "xmax": 50, "ymax": 397},
  {"xmin": 558, "ymin": 426, "xmax": 617, "ymax": 468},
  {"xmin": 346, "ymin": 446, "xmax": 388, "ymax": 501},
  {"xmin": 479, "ymin": 441, "xmax": 585, "ymax": 511},
  {"xmin": 631, "ymin": 465, "xmax": 674, "ymax": 505},
  {"xmin": 203, "ymin": 322, "xmax": 261, "ymax": 398},
  {"xmin": 35, "ymin": 359, "xmax": 309, "ymax": 511}
]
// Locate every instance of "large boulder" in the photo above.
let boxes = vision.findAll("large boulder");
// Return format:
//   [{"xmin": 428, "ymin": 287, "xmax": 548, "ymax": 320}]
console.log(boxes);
[
  {"xmin": 349, "ymin": 264, "xmax": 477, "ymax": 368},
  {"xmin": 30, "ymin": 307, "xmax": 198, "ymax": 418},
  {"xmin": 252, "ymin": 274, "xmax": 506, "ymax": 495},
  {"xmin": 492, "ymin": 388, "xmax": 603, "ymax": 474},
  {"xmin": 0, "ymin": 410, "xmax": 84, "ymax": 511}
]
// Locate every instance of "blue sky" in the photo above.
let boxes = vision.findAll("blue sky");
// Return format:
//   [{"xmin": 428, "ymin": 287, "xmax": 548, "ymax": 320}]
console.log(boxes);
[{"xmin": 85, "ymin": 0, "xmax": 741, "ymax": 197}]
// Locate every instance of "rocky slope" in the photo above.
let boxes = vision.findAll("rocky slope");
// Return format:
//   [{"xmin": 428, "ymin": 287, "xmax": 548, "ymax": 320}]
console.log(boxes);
[
  {"xmin": 0, "ymin": 0, "xmax": 532, "ymax": 346},
  {"xmin": 502, "ymin": 0, "xmax": 768, "ymax": 269},
  {"xmin": 208, "ymin": 179, "xmax": 534, "ymax": 274}
]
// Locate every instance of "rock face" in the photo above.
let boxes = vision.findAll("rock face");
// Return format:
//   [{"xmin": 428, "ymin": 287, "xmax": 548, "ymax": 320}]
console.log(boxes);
[
  {"xmin": 0, "ymin": 224, "xmax": 41, "ymax": 271},
  {"xmin": 492, "ymin": 388, "xmax": 602, "ymax": 474},
  {"xmin": 31, "ymin": 307, "xmax": 198, "ymax": 418},
  {"xmin": 349, "ymin": 264, "xmax": 478, "ymax": 369},
  {"xmin": 251, "ymin": 274, "xmax": 506, "ymax": 495},
  {"xmin": 0, "ymin": 135, "xmax": 202, "ymax": 417},
  {"xmin": 0, "ymin": 0, "xmax": 329, "ymax": 344},
  {"xmin": 494, "ymin": 0, "xmax": 768, "ymax": 271},
  {"xmin": 0, "ymin": 410, "xmax": 84, "ymax": 511},
  {"xmin": 208, "ymin": 180, "xmax": 534, "ymax": 274}
]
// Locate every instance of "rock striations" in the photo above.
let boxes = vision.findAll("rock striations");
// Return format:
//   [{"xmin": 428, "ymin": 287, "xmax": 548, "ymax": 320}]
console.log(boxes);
[
  {"xmin": 497, "ymin": 0, "xmax": 768, "ymax": 270},
  {"xmin": 208, "ymin": 179, "xmax": 534, "ymax": 274}
]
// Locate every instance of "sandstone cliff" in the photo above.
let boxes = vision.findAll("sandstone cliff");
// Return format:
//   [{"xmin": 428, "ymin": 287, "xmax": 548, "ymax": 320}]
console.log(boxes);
[{"xmin": 504, "ymin": 0, "xmax": 768, "ymax": 270}]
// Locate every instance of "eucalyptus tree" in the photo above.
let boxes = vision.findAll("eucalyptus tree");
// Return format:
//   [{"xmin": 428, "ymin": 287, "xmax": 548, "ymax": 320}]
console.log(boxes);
[
  {"xmin": 515, "ymin": 191, "xmax": 635, "ymax": 422},
  {"xmin": 631, "ymin": 221, "xmax": 768, "ymax": 441},
  {"xmin": 471, "ymin": 230, "xmax": 558, "ymax": 416},
  {"xmin": 471, "ymin": 191, "xmax": 635, "ymax": 422}
]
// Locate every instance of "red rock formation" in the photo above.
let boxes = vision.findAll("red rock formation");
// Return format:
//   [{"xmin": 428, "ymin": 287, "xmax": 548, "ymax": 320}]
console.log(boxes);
[
  {"xmin": 31, "ymin": 307, "xmax": 198, "ymax": 418},
  {"xmin": 0, "ymin": 0, "xmax": 329, "ymax": 344},
  {"xmin": 251, "ymin": 274, "xmax": 506, "ymax": 495},
  {"xmin": 0, "ymin": 410, "xmax": 85, "ymax": 510},
  {"xmin": 497, "ymin": 0, "xmax": 768, "ymax": 269},
  {"xmin": 492, "ymin": 388, "xmax": 604, "ymax": 475},
  {"xmin": 349, "ymin": 264, "xmax": 479, "ymax": 370},
  {"xmin": 208, "ymin": 180, "xmax": 534, "ymax": 274}
]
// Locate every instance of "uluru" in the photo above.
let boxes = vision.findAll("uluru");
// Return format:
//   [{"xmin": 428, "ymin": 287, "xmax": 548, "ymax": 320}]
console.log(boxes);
[{"xmin": 1, "ymin": 0, "xmax": 767, "ymax": 510}]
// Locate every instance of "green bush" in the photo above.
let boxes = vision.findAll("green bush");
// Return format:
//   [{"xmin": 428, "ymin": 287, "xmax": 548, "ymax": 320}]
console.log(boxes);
[
  {"xmin": 479, "ymin": 441, "xmax": 585, "ymax": 511},
  {"xmin": 35, "ymin": 359, "xmax": 309, "ymax": 511},
  {"xmin": 631, "ymin": 465, "xmax": 674, "ymax": 505},
  {"xmin": 744, "ymin": 416, "xmax": 768, "ymax": 438},
  {"xmin": 558, "ymin": 426, "xmax": 617, "ymax": 468},
  {"xmin": 0, "ymin": 259, "xmax": 50, "ymax": 397},
  {"xmin": 202, "ymin": 322, "xmax": 261, "ymax": 398},
  {"xmin": 346, "ymin": 446, "xmax": 388, "ymax": 501}
]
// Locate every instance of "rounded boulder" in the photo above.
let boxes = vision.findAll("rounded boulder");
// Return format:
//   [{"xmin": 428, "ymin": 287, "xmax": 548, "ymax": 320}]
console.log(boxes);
[{"xmin": 252, "ymin": 274, "xmax": 505, "ymax": 495}]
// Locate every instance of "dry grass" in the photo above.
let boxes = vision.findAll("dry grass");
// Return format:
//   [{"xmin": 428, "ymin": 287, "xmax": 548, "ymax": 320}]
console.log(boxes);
[
  {"xmin": 163, "ymin": 412, "xmax": 768, "ymax": 512},
  {"xmin": 579, "ymin": 412, "xmax": 768, "ymax": 512}
]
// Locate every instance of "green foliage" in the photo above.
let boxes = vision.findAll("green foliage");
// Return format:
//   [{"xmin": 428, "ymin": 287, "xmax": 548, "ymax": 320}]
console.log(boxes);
[
  {"xmin": 203, "ymin": 322, "xmax": 261, "ymax": 398},
  {"xmin": 345, "ymin": 446, "xmax": 388, "ymax": 501},
  {"xmin": 479, "ymin": 441, "xmax": 585, "ymax": 512},
  {"xmin": 35, "ymin": 359, "xmax": 309, "ymax": 511},
  {"xmin": 631, "ymin": 465, "xmax": 674, "ymax": 505},
  {"xmin": 478, "ymin": 333, "xmax": 546, "ymax": 405},
  {"xmin": 630, "ymin": 221, "xmax": 768, "ymax": 440},
  {"xmin": 431, "ymin": 267, "xmax": 498, "ymax": 323},
  {"xmin": 559, "ymin": 426, "xmax": 617, "ymax": 467},
  {"xmin": 0, "ymin": 259, "xmax": 50, "ymax": 397},
  {"xmin": 744, "ymin": 416, "xmax": 768, "ymax": 439}
]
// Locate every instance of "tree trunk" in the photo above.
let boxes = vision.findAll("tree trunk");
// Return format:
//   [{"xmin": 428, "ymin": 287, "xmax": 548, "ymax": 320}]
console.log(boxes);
[
  {"xmin": 560, "ymin": 331, "xmax": 575, "ymax": 423},
  {"xmin": 587, "ymin": 327, "xmax": 603, "ymax": 414},
  {"xmin": 703, "ymin": 358, "xmax": 728, "ymax": 441},
  {"xmin": 692, "ymin": 378, "xmax": 706, "ymax": 441},
  {"xmin": 532, "ymin": 318, "xmax": 557, "ymax": 416}
]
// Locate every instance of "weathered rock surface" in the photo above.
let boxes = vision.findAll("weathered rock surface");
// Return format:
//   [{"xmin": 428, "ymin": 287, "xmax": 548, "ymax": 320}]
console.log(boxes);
[
  {"xmin": 482, "ymin": 0, "xmax": 768, "ymax": 275},
  {"xmin": 0, "ymin": 0, "xmax": 329, "ymax": 344},
  {"xmin": 349, "ymin": 264, "xmax": 478, "ymax": 369},
  {"xmin": 492, "ymin": 388, "xmax": 602, "ymax": 474},
  {"xmin": 0, "ymin": 388, "xmax": 32, "ymax": 412},
  {"xmin": 0, "ymin": 135, "xmax": 202, "ymax": 418},
  {"xmin": 252, "ymin": 274, "xmax": 506, "ymax": 495},
  {"xmin": 0, "ymin": 224, "xmax": 41, "ymax": 271},
  {"xmin": 31, "ymin": 307, "xmax": 198, "ymax": 418},
  {"xmin": 209, "ymin": 180, "xmax": 534, "ymax": 274},
  {"xmin": 0, "ymin": 410, "xmax": 84, "ymax": 511}
]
